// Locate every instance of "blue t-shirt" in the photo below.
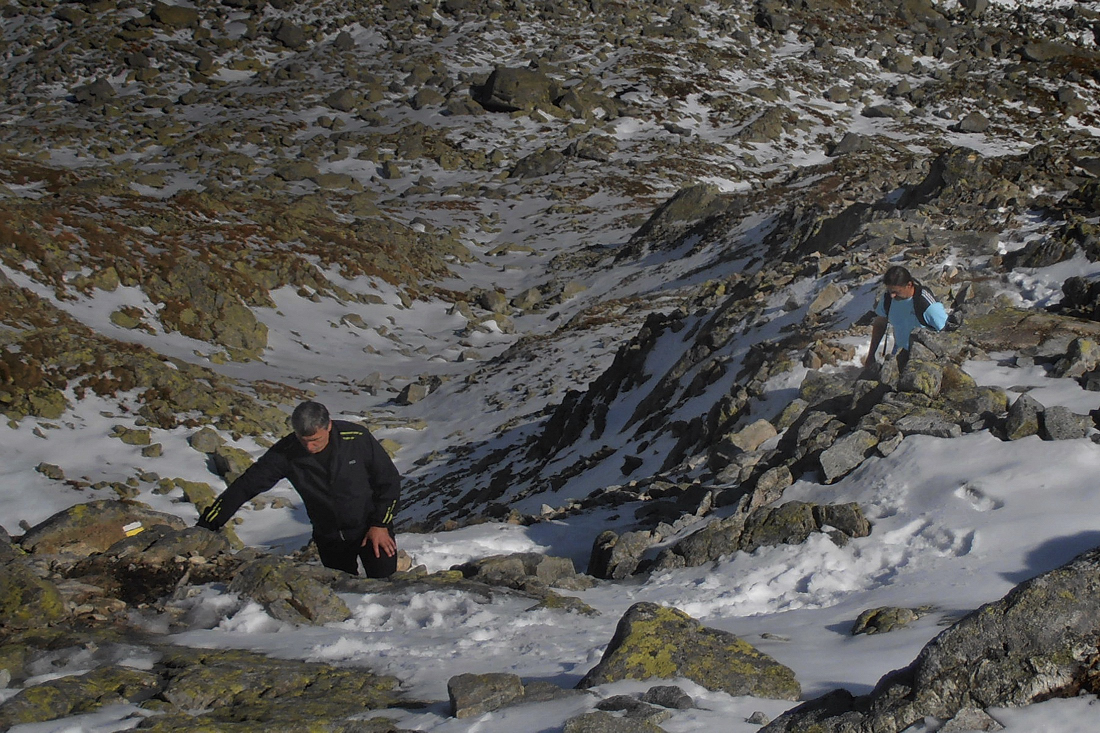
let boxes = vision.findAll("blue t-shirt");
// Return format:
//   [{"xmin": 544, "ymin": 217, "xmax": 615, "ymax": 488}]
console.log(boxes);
[{"xmin": 874, "ymin": 289, "xmax": 948, "ymax": 352}]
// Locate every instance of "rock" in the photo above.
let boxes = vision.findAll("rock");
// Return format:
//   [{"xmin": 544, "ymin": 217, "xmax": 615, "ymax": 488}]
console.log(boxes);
[
  {"xmin": 0, "ymin": 561, "xmax": 67, "ymax": 630},
  {"xmin": 211, "ymin": 445, "xmax": 254, "ymax": 484},
  {"xmin": 723, "ymin": 418, "xmax": 778, "ymax": 453},
  {"xmin": 0, "ymin": 665, "xmax": 161, "ymax": 729},
  {"xmin": 112, "ymin": 426, "xmax": 152, "ymax": 445},
  {"xmin": 955, "ymin": 112, "xmax": 990, "ymax": 133},
  {"xmin": 807, "ymin": 283, "xmax": 847, "ymax": 316},
  {"xmin": 578, "ymin": 602, "xmax": 800, "ymax": 700},
  {"xmin": 851, "ymin": 606, "xmax": 921, "ymax": 635},
  {"xmin": 227, "ymin": 556, "xmax": 351, "ymax": 625},
  {"xmin": 829, "ymin": 132, "xmax": 868, "ymax": 156},
  {"xmin": 448, "ymin": 672, "xmax": 524, "ymax": 718},
  {"xmin": 819, "ymin": 430, "xmax": 879, "ymax": 483},
  {"xmin": 941, "ymin": 706, "xmax": 1005, "ymax": 731},
  {"xmin": 898, "ymin": 359, "xmax": 943, "ymax": 397},
  {"xmin": 323, "ymin": 89, "xmax": 358, "ymax": 112},
  {"xmin": 1040, "ymin": 405, "xmax": 1091, "ymax": 440},
  {"xmin": 397, "ymin": 382, "xmax": 430, "ymax": 405},
  {"xmin": 563, "ymin": 710, "xmax": 667, "ymax": 732},
  {"xmin": 762, "ymin": 545, "xmax": 1100, "ymax": 732},
  {"xmin": 1053, "ymin": 337, "xmax": 1100, "ymax": 378},
  {"xmin": 19, "ymin": 500, "xmax": 186, "ymax": 556},
  {"xmin": 71, "ymin": 77, "xmax": 115, "ymax": 105},
  {"xmin": 596, "ymin": 694, "xmax": 672, "ymax": 724},
  {"xmin": 274, "ymin": 20, "xmax": 308, "ymax": 49},
  {"xmin": 475, "ymin": 67, "xmax": 560, "ymax": 112},
  {"xmin": 894, "ymin": 410, "xmax": 963, "ymax": 439},
  {"xmin": 35, "ymin": 462, "xmax": 64, "ymax": 480},
  {"xmin": 188, "ymin": 427, "xmax": 225, "ymax": 453},
  {"xmin": 511, "ymin": 148, "xmax": 566, "ymax": 178},
  {"xmin": 151, "ymin": 2, "xmax": 200, "ymax": 28},
  {"xmin": 739, "ymin": 501, "xmax": 871, "ymax": 552},
  {"xmin": 457, "ymin": 552, "xmax": 593, "ymax": 591},
  {"xmin": 640, "ymin": 684, "xmax": 695, "ymax": 709},
  {"xmin": 588, "ymin": 530, "xmax": 653, "ymax": 579},
  {"xmin": 1004, "ymin": 393, "xmax": 1042, "ymax": 440}
]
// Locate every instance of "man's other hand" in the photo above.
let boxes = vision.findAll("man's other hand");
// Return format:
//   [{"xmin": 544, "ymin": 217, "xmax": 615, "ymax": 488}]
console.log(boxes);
[{"xmin": 363, "ymin": 526, "xmax": 397, "ymax": 558}]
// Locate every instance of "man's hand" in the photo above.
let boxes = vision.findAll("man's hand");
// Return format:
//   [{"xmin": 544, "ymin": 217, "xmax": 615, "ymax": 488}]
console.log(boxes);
[{"xmin": 363, "ymin": 526, "xmax": 397, "ymax": 558}]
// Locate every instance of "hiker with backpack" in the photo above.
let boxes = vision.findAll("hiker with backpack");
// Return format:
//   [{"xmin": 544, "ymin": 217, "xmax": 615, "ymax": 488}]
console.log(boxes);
[{"xmin": 865, "ymin": 265, "xmax": 949, "ymax": 368}]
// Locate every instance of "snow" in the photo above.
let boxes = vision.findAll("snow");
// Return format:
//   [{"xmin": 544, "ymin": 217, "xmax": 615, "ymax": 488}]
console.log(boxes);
[
  {"xmin": 7, "ymin": 252, "xmax": 1100, "ymax": 732},
  {"xmin": 5, "ymin": 2, "xmax": 1100, "ymax": 730}
]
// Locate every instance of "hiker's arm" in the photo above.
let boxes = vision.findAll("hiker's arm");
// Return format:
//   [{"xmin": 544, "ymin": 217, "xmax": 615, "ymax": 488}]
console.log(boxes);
[
  {"xmin": 866, "ymin": 316, "xmax": 887, "ymax": 365},
  {"xmin": 924, "ymin": 301, "xmax": 949, "ymax": 331}
]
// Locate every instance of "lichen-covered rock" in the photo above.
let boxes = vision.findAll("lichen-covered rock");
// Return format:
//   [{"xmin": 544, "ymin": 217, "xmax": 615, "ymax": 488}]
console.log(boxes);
[
  {"xmin": 211, "ymin": 445, "xmax": 255, "ymax": 484},
  {"xmin": 739, "ymin": 502, "xmax": 871, "ymax": 553},
  {"xmin": 154, "ymin": 646, "xmax": 403, "ymax": 725},
  {"xmin": 819, "ymin": 429, "xmax": 879, "ymax": 483},
  {"xmin": 0, "ymin": 665, "xmax": 161, "ymax": 729},
  {"xmin": 0, "ymin": 560, "xmax": 67, "ymax": 629},
  {"xmin": 475, "ymin": 67, "xmax": 560, "ymax": 112},
  {"xmin": 763, "ymin": 545, "xmax": 1100, "ymax": 732},
  {"xmin": 578, "ymin": 602, "xmax": 800, "ymax": 700},
  {"xmin": 19, "ymin": 500, "xmax": 186, "ymax": 557},
  {"xmin": 227, "ymin": 556, "xmax": 351, "ymax": 625},
  {"xmin": 448, "ymin": 672, "xmax": 524, "ymax": 718},
  {"xmin": 851, "ymin": 606, "xmax": 922, "ymax": 635},
  {"xmin": 1004, "ymin": 393, "xmax": 1043, "ymax": 440}
]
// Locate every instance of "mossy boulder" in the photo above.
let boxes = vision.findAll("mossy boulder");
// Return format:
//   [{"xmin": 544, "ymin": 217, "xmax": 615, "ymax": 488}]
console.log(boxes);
[{"xmin": 578, "ymin": 602, "xmax": 800, "ymax": 700}]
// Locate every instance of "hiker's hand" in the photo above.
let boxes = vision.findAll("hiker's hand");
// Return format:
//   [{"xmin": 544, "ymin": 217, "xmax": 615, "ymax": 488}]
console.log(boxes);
[{"xmin": 363, "ymin": 526, "xmax": 396, "ymax": 558}]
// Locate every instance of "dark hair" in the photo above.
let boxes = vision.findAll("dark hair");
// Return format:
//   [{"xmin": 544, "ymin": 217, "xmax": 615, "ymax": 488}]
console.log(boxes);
[
  {"xmin": 883, "ymin": 265, "xmax": 914, "ymax": 287},
  {"xmin": 291, "ymin": 401, "xmax": 330, "ymax": 436}
]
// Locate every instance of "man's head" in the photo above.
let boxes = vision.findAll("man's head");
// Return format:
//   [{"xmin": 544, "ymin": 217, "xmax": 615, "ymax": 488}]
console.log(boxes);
[
  {"xmin": 883, "ymin": 265, "xmax": 915, "ymax": 301},
  {"xmin": 291, "ymin": 401, "xmax": 332, "ymax": 454}
]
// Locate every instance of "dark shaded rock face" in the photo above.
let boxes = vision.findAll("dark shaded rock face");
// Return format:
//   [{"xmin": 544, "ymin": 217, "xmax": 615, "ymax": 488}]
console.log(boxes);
[
  {"xmin": 578, "ymin": 602, "xmax": 801, "ymax": 700},
  {"xmin": 763, "ymin": 546, "xmax": 1100, "ymax": 732}
]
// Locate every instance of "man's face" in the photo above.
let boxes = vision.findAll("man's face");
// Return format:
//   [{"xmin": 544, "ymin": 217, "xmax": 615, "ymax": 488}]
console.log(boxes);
[
  {"xmin": 887, "ymin": 282, "xmax": 915, "ymax": 301},
  {"xmin": 297, "ymin": 421, "xmax": 332, "ymax": 454}
]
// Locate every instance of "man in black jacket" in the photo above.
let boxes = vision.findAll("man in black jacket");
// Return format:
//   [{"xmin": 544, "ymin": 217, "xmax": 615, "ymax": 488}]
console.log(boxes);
[{"xmin": 197, "ymin": 401, "xmax": 401, "ymax": 578}]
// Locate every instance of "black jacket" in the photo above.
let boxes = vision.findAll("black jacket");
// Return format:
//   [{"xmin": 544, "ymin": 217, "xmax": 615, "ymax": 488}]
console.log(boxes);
[{"xmin": 198, "ymin": 420, "xmax": 400, "ymax": 542}]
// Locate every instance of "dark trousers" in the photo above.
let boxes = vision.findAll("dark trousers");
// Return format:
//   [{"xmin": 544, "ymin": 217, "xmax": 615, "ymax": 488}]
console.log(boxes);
[{"xmin": 314, "ymin": 529, "xmax": 397, "ymax": 578}]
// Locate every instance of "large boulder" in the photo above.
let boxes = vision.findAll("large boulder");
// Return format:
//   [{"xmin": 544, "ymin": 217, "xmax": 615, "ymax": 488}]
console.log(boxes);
[
  {"xmin": 578, "ymin": 602, "xmax": 800, "ymax": 700},
  {"xmin": 475, "ymin": 67, "xmax": 560, "ymax": 112},
  {"xmin": 762, "ymin": 545, "xmax": 1100, "ymax": 732},
  {"xmin": 19, "ymin": 500, "xmax": 186, "ymax": 557}
]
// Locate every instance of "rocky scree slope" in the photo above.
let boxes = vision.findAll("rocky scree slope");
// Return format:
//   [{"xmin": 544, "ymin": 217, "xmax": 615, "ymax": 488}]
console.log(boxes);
[{"xmin": 3, "ymin": 0, "xmax": 1100, "ymax": 729}]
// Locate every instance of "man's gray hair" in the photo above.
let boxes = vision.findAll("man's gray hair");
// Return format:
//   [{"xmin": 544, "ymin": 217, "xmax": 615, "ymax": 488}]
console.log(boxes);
[{"xmin": 291, "ymin": 401, "xmax": 330, "ymax": 436}]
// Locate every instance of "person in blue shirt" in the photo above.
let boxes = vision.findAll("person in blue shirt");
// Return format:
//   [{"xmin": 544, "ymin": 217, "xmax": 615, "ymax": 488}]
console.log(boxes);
[{"xmin": 865, "ymin": 265, "xmax": 948, "ymax": 368}]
